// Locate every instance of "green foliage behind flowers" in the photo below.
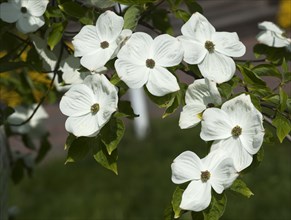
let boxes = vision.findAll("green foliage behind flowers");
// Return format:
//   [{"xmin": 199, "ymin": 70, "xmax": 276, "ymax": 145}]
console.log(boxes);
[{"xmin": 0, "ymin": 0, "xmax": 290, "ymax": 219}]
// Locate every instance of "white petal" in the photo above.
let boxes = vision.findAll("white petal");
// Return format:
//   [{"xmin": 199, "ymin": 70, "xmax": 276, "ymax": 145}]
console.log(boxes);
[
  {"xmin": 152, "ymin": 34, "xmax": 183, "ymax": 67},
  {"xmin": 96, "ymin": 10, "xmax": 123, "ymax": 41},
  {"xmin": 61, "ymin": 56, "xmax": 85, "ymax": 84},
  {"xmin": 180, "ymin": 181, "xmax": 212, "ymax": 212},
  {"xmin": 211, "ymin": 138, "xmax": 253, "ymax": 172},
  {"xmin": 73, "ymin": 25, "xmax": 100, "ymax": 57},
  {"xmin": 0, "ymin": 2, "xmax": 20, "ymax": 23},
  {"xmin": 146, "ymin": 66, "xmax": 179, "ymax": 96},
  {"xmin": 113, "ymin": 29, "xmax": 132, "ymax": 57},
  {"xmin": 115, "ymin": 59, "xmax": 149, "ymax": 89},
  {"xmin": 59, "ymin": 84, "xmax": 95, "ymax": 117},
  {"xmin": 80, "ymin": 48, "xmax": 115, "ymax": 71},
  {"xmin": 178, "ymin": 35, "xmax": 207, "ymax": 64},
  {"xmin": 205, "ymin": 151, "xmax": 238, "ymax": 193},
  {"xmin": 185, "ymin": 79, "xmax": 221, "ymax": 106},
  {"xmin": 181, "ymin": 12, "xmax": 215, "ymax": 42},
  {"xmin": 200, "ymin": 108, "xmax": 233, "ymax": 141},
  {"xmin": 221, "ymin": 94, "xmax": 255, "ymax": 128},
  {"xmin": 212, "ymin": 32, "xmax": 246, "ymax": 57},
  {"xmin": 117, "ymin": 32, "xmax": 153, "ymax": 64},
  {"xmin": 26, "ymin": 0, "xmax": 48, "ymax": 17},
  {"xmin": 16, "ymin": 15, "xmax": 44, "ymax": 33},
  {"xmin": 257, "ymin": 31, "xmax": 289, "ymax": 48},
  {"xmin": 171, "ymin": 151, "xmax": 202, "ymax": 184},
  {"xmin": 65, "ymin": 113, "xmax": 100, "ymax": 137},
  {"xmin": 198, "ymin": 52, "xmax": 236, "ymax": 84},
  {"xmin": 179, "ymin": 104, "xmax": 205, "ymax": 129},
  {"xmin": 84, "ymin": 74, "xmax": 118, "ymax": 112},
  {"xmin": 258, "ymin": 21, "xmax": 284, "ymax": 34}
]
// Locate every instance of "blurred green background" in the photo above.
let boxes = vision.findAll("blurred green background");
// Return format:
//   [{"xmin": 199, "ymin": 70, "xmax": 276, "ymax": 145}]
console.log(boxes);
[{"xmin": 9, "ymin": 118, "xmax": 291, "ymax": 220}]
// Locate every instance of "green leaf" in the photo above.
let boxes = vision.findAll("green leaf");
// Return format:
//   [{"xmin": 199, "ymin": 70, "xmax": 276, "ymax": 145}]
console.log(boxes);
[
  {"xmin": 253, "ymin": 44, "xmax": 291, "ymax": 64},
  {"xmin": 35, "ymin": 133, "xmax": 51, "ymax": 164},
  {"xmin": 272, "ymin": 113, "xmax": 291, "ymax": 143},
  {"xmin": 164, "ymin": 203, "xmax": 175, "ymax": 220},
  {"xmin": 252, "ymin": 64, "xmax": 281, "ymax": 78},
  {"xmin": 237, "ymin": 64, "xmax": 266, "ymax": 87},
  {"xmin": 93, "ymin": 141, "xmax": 118, "ymax": 175},
  {"xmin": 203, "ymin": 193, "xmax": 227, "ymax": 220},
  {"xmin": 45, "ymin": 6, "xmax": 64, "ymax": 19},
  {"xmin": 191, "ymin": 211, "xmax": 204, "ymax": 220},
  {"xmin": 184, "ymin": 0, "xmax": 203, "ymax": 14},
  {"xmin": 0, "ymin": 61, "xmax": 27, "ymax": 73},
  {"xmin": 145, "ymin": 87, "xmax": 175, "ymax": 108},
  {"xmin": 123, "ymin": 5, "xmax": 142, "ymax": 31},
  {"xmin": 171, "ymin": 186, "xmax": 184, "ymax": 219},
  {"xmin": 100, "ymin": 117, "xmax": 125, "ymax": 155},
  {"xmin": 65, "ymin": 137, "xmax": 95, "ymax": 163},
  {"xmin": 113, "ymin": 0, "xmax": 155, "ymax": 4},
  {"xmin": 151, "ymin": 9, "xmax": 173, "ymax": 35},
  {"xmin": 174, "ymin": 9, "xmax": 190, "ymax": 22},
  {"xmin": 59, "ymin": 2, "xmax": 86, "ymax": 18},
  {"xmin": 115, "ymin": 100, "xmax": 138, "ymax": 119},
  {"xmin": 230, "ymin": 179, "xmax": 254, "ymax": 198},
  {"xmin": 279, "ymin": 87, "xmax": 288, "ymax": 112},
  {"xmin": 47, "ymin": 22, "xmax": 66, "ymax": 50},
  {"xmin": 65, "ymin": 133, "xmax": 76, "ymax": 150},
  {"xmin": 0, "ymin": 106, "xmax": 14, "ymax": 125}
]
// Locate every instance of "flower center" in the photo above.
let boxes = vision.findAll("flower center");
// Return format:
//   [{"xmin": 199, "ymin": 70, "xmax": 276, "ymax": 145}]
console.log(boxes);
[
  {"xmin": 90, "ymin": 103, "xmax": 100, "ymax": 114},
  {"xmin": 207, "ymin": 103, "xmax": 215, "ymax": 108},
  {"xmin": 100, "ymin": 41, "xmax": 109, "ymax": 49},
  {"xmin": 201, "ymin": 170, "xmax": 211, "ymax": 183},
  {"xmin": 146, "ymin": 59, "xmax": 155, "ymax": 69},
  {"xmin": 205, "ymin": 40, "xmax": 215, "ymax": 53},
  {"xmin": 21, "ymin": 7, "xmax": 27, "ymax": 14},
  {"xmin": 232, "ymin": 125, "xmax": 242, "ymax": 137}
]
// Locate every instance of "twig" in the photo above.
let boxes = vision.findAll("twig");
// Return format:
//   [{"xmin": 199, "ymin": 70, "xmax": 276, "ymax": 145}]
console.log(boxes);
[
  {"xmin": 9, "ymin": 42, "xmax": 65, "ymax": 127},
  {"xmin": 138, "ymin": 21, "xmax": 162, "ymax": 35},
  {"xmin": 234, "ymin": 58, "xmax": 266, "ymax": 63}
]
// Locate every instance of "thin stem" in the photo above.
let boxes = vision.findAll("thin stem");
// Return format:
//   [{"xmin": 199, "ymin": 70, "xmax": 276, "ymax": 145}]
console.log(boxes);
[
  {"xmin": 9, "ymin": 42, "xmax": 65, "ymax": 127},
  {"xmin": 234, "ymin": 58, "xmax": 266, "ymax": 63},
  {"xmin": 138, "ymin": 21, "xmax": 162, "ymax": 35}
]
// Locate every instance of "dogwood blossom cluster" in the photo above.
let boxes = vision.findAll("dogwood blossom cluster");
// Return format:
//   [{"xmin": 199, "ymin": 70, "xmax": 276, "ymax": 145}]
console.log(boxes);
[
  {"xmin": 0, "ymin": 0, "xmax": 49, "ymax": 33},
  {"xmin": 256, "ymin": 21, "xmax": 291, "ymax": 51}
]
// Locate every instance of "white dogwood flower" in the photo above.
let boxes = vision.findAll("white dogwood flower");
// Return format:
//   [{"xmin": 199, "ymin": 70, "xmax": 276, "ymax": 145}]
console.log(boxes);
[
  {"xmin": 171, "ymin": 151, "xmax": 238, "ymax": 212},
  {"xmin": 72, "ymin": 10, "xmax": 132, "ymax": 71},
  {"xmin": 8, "ymin": 104, "xmax": 48, "ymax": 137},
  {"xmin": 200, "ymin": 94, "xmax": 265, "ymax": 171},
  {"xmin": 115, "ymin": 32, "xmax": 183, "ymax": 96},
  {"xmin": 179, "ymin": 79, "xmax": 221, "ymax": 129},
  {"xmin": 257, "ymin": 21, "xmax": 291, "ymax": 48},
  {"xmin": 178, "ymin": 12, "xmax": 246, "ymax": 84},
  {"xmin": 0, "ymin": 0, "xmax": 48, "ymax": 34},
  {"xmin": 59, "ymin": 74, "xmax": 118, "ymax": 137}
]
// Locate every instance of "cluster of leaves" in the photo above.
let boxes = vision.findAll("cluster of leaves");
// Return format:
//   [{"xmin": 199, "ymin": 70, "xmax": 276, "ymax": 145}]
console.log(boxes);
[{"xmin": 0, "ymin": 0, "xmax": 290, "ymax": 220}]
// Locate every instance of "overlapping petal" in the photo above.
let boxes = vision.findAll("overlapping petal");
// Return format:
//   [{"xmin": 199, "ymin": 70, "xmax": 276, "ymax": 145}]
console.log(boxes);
[
  {"xmin": 198, "ymin": 52, "xmax": 236, "ymax": 83},
  {"xmin": 117, "ymin": 32, "xmax": 153, "ymax": 64},
  {"xmin": 115, "ymin": 59, "xmax": 149, "ymax": 88},
  {"xmin": 152, "ymin": 34, "xmax": 183, "ymax": 67},
  {"xmin": 16, "ymin": 15, "xmax": 44, "ymax": 33},
  {"xmin": 25, "ymin": 0, "xmax": 49, "ymax": 17},
  {"xmin": 213, "ymin": 32, "xmax": 246, "ymax": 57},
  {"xmin": 0, "ymin": 2, "xmax": 20, "ymax": 23},
  {"xmin": 200, "ymin": 108, "xmax": 233, "ymax": 141},
  {"xmin": 146, "ymin": 66, "xmax": 180, "ymax": 96},
  {"xmin": 257, "ymin": 31, "xmax": 289, "ymax": 47},
  {"xmin": 65, "ymin": 113, "xmax": 100, "ymax": 137},
  {"xmin": 96, "ymin": 10, "xmax": 123, "ymax": 41},
  {"xmin": 180, "ymin": 180, "xmax": 212, "ymax": 212},
  {"xmin": 179, "ymin": 104, "xmax": 205, "ymax": 129},
  {"xmin": 59, "ymin": 84, "xmax": 95, "ymax": 117},
  {"xmin": 181, "ymin": 12, "xmax": 215, "ymax": 42},
  {"xmin": 171, "ymin": 151, "xmax": 202, "ymax": 184},
  {"xmin": 73, "ymin": 25, "xmax": 101, "ymax": 57},
  {"xmin": 178, "ymin": 36, "xmax": 207, "ymax": 64}
]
